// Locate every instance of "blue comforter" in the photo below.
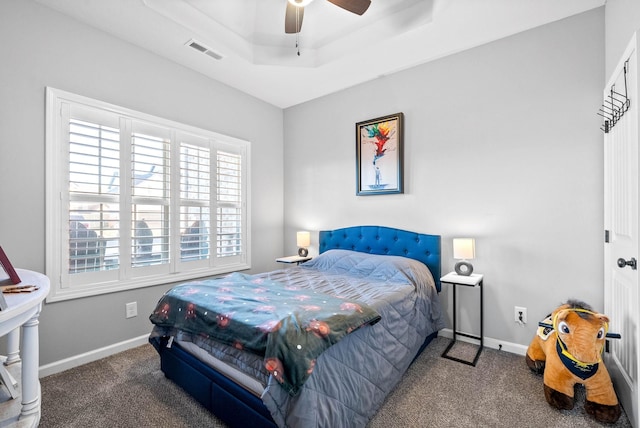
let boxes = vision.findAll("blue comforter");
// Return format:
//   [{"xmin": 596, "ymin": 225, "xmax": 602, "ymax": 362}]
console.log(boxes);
[
  {"xmin": 149, "ymin": 272, "xmax": 381, "ymax": 395},
  {"xmin": 258, "ymin": 250, "xmax": 445, "ymax": 427},
  {"xmin": 150, "ymin": 249, "xmax": 444, "ymax": 427}
]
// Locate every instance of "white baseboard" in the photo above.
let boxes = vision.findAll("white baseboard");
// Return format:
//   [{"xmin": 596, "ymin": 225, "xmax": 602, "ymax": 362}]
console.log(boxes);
[
  {"xmin": 38, "ymin": 330, "xmax": 528, "ymax": 378},
  {"xmin": 439, "ymin": 329, "xmax": 528, "ymax": 356},
  {"xmin": 39, "ymin": 334, "xmax": 150, "ymax": 378}
]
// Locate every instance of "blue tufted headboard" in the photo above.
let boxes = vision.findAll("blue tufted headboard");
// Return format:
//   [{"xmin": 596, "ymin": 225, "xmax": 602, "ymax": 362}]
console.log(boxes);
[{"xmin": 318, "ymin": 226, "xmax": 441, "ymax": 291}]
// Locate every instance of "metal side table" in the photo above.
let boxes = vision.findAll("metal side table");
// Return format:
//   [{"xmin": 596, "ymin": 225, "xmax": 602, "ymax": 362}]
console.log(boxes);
[{"xmin": 441, "ymin": 272, "xmax": 483, "ymax": 366}]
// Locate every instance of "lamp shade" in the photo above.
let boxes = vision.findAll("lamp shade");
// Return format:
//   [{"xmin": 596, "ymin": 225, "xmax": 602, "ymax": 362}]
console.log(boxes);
[
  {"xmin": 297, "ymin": 231, "xmax": 311, "ymax": 248},
  {"xmin": 453, "ymin": 238, "xmax": 475, "ymax": 260}
]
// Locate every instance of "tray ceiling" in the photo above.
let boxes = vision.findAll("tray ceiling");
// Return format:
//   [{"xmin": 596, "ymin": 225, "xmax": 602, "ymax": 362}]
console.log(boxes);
[{"xmin": 35, "ymin": 0, "xmax": 605, "ymax": 108}]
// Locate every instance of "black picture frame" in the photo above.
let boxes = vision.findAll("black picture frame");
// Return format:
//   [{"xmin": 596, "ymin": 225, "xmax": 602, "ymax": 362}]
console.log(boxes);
[{"xmin": 356, "ymin": 112, "xmax": 404, "ymax": 195}]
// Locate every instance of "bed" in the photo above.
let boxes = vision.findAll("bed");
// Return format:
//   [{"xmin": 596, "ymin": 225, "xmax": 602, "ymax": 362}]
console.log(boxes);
[{"xmin": 149, "ymin": 225, "xmax": 444, "ymax": 427}]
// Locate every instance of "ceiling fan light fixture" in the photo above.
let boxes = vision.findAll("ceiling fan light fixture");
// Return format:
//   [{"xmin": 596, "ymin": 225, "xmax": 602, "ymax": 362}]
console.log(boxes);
[{"xmin": 287, "ymin": 0, "xmax": 314, "ymax": 7}]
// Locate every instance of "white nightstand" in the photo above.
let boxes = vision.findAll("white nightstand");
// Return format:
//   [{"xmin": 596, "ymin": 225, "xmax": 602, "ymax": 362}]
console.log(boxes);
[
  {"xmin": 276, "ymin": 255, "xmax": 312, "ymax": 265},
  {"xmin": 440, "ymin": 272, "xmax": 484, "ymax": 366}
]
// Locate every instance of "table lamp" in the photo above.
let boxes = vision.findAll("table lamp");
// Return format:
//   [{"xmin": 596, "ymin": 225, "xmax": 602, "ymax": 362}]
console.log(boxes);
[
  {"xmin": 297, "ymin": 231, "xmax": 310, "ymax": 257},
  {"xmin": 453, "ymin": 238, "xmax": 475, "ymax": 276}
]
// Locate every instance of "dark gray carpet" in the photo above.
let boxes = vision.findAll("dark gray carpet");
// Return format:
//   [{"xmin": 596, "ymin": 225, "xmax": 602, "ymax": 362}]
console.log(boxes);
[{"xmin": 39, "ymin": 337, "xmax": 632, "ymax": 427}]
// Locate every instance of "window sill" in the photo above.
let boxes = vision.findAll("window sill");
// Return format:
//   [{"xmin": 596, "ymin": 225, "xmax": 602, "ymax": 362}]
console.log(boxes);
[{"xmin": 45, "ymin": 263, "xmax": 250, "ymax": 303}]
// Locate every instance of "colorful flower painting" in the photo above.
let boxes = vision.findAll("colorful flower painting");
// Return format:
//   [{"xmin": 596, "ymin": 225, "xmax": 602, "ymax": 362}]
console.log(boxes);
[{"xmin": 356, "ymin": 113, "xmax": 404, "ymax": 195}]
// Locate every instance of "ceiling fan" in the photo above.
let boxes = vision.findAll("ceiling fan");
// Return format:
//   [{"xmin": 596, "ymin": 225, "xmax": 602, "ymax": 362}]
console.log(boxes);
[{"xmin": 284, "ymin": 0, "xmax": 372, "ymax": 34}]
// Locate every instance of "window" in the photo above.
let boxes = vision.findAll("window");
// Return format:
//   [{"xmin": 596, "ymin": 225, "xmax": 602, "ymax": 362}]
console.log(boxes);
[{"xmin": 45, "ymin": 88, "xmax": 251, "ymax": 302}]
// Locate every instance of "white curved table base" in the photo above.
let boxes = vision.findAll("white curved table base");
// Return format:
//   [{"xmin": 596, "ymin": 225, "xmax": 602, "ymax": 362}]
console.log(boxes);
[{"xmin": 0, "ymin": 270, "xmax": 49, "ymax": 428}]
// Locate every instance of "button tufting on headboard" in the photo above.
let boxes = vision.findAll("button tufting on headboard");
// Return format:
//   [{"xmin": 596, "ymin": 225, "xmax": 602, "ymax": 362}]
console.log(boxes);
[{"xmin": 318, "ymin": 226, "xmax": 442, "ymax": 291}]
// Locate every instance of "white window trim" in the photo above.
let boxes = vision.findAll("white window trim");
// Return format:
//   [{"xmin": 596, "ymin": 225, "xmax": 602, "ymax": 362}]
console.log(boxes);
[{"xmin": 45, "ymin": 87, "xmax": 251, "ymax": 302}]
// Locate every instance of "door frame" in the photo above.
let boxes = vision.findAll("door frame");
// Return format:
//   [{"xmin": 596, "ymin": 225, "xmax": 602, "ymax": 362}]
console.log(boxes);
[{"xmin": 604, "ymin": 31, "xmax": 640, "ymax": 428}]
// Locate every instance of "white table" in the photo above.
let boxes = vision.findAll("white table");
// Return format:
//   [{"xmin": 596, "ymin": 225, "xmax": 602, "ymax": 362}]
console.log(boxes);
[
  {"xmin": 0, "ymin": 269, "xmax": 49, "ymax": 427},
  {"xmin": 275, "ymin": 255, "xmax": 312, "ymax": 265}
]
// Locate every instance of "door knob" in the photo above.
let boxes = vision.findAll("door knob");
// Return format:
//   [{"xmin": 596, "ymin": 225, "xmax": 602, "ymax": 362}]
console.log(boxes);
[{"xmin": 617, "ymin": 257, "xmax": 637, "ymax": 270}]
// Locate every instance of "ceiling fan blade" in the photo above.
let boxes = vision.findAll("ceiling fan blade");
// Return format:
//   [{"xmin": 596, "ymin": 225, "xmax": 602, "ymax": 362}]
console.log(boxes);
[
  {"xmin": 285, "ymin": 3, "xmax": 304, "ymax": 34},
  {"xmin": 326, "ymin": 0, "xmax": 371, "ymax": 15}
]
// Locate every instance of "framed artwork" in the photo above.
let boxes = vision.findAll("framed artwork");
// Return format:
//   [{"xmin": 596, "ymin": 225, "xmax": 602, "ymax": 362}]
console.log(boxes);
[
  {"xmin": 356, "ymin": 112, "xmax": 404, "ymax": 195},
  {"xmin": 0, "ymin": 246, "xmax": 21, "ymax": 285}
]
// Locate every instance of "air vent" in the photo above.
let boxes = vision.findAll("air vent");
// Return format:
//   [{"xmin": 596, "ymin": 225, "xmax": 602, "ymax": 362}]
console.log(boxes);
[{"xmin": 185, "ymin": 39, "xmax": 224, "ymax": 61}]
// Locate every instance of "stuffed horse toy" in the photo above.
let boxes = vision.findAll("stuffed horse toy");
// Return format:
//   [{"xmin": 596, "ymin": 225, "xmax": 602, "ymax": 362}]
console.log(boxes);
[{"xmin": 525, "ymin": 300, "xmax": 621, "ymax": 423}]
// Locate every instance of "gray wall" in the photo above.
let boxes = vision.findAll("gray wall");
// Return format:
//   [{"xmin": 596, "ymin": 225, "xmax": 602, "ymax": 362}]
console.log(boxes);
[
  {"xmin": 283, "ymin": 8, "xmax": 605, "ymax": 348},
  {"xmin": 0, "ymin": 0, "xmax": 284, "ymax": 365}
]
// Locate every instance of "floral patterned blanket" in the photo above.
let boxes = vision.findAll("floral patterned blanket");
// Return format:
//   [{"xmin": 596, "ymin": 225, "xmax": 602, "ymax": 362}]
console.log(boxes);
[{"xmin": 149, "ymin": 272, "xmax": 381, "ymax": 395}]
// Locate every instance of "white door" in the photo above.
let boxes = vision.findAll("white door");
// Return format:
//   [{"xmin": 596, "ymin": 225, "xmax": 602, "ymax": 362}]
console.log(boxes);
[{"xmin": 604, "ymin": 32, "xmax": 640, "ymax": 428}]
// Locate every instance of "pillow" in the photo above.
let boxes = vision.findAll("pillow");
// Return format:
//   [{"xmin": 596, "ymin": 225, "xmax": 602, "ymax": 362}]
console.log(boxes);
[{"xmin": 301, "ymin": 249, "xmax": 435, "ymax": 289}]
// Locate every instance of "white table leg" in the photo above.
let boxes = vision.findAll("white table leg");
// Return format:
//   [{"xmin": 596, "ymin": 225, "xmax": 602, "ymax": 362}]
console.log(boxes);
[
  {"xmin": 5, "ymin": 328, "xmax": 21, "ymax": 365},
  {"xmin": 0, "ymin": 327, "xmax": 20, "ymax": 397},
  {"xmin": 19, "ymin": 308, "xmax": 41, "ymax": 424}
]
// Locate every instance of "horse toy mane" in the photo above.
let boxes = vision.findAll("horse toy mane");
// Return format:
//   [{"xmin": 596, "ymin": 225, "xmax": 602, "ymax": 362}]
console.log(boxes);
[{"xmin": 525, "ymin": 300, "xmax": 621, "ymax": 423}]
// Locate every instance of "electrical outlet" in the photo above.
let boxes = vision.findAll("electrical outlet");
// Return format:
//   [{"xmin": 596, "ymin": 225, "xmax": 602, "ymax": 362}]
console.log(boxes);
[
  {"xmin": 126, "ymin": 301, "xmax": 138, "ymax": 319},
  {"xmin": 514, "ymin": 306, "xmax": 527, "ymax": 324}
]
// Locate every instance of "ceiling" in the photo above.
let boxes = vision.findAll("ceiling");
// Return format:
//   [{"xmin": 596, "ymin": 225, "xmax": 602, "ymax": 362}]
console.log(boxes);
[{"xmin": 35, "ymin": 0, "xmax": 605, "ymax": 108}]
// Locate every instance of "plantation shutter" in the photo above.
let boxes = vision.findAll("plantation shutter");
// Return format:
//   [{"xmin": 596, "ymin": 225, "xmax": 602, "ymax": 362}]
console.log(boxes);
[
  {"xmin": 216, "ymin": 150, "xmax": 243, "ymax": 260},
  {"xmin": 46, "ymin": 88, "xmax": 250, "ymax": 302},
  {"xmin": 130, "ymin": 124, "xmax": 171, "ymax": 269},
  {"xmin": 68, "ymin": 117, "xmax": 120, "ymax": 274},
  {"xmin": 179, "ymin": 141, "xmax": 211, "ymax": 263}
]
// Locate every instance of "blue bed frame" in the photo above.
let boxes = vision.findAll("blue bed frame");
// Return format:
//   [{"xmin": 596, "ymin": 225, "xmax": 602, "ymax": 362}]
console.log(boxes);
[{"xmin": 152, "ymin": 226, "xmax": 441, "ymax": 428}]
